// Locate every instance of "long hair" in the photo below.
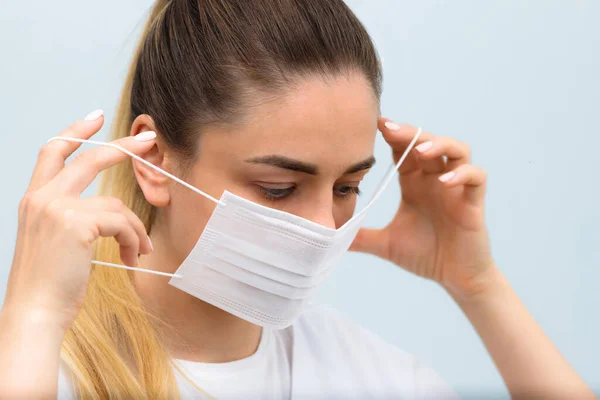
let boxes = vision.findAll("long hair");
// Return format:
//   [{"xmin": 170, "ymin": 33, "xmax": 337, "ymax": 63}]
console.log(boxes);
[{"xmin": 61, "ymin": 0, "xmax": 382, "ymax": 397}]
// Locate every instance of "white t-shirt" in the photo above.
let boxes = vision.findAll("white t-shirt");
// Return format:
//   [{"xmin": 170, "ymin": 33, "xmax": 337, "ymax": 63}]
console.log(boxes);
[{"xmin": 58, "ymin": 304, "xmax": 458, "ymax": 399}]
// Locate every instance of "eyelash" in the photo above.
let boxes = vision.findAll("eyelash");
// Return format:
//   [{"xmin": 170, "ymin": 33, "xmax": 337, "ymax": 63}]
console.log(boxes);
[
  {"xmin": 335, "ymin": 186, "xmax": 362, "ymax": 199},
  {"xmin": 258, "ymin": 186, "xmax": 362, "ymax": 201}
]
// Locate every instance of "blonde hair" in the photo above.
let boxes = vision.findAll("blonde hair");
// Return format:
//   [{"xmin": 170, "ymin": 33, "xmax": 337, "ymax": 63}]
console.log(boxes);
[
  {"xmin": 60, "ymin": 0, "xmax": 382, "ymax": 397},
  {"xmin": 60, "ymin": 1, "xmax": 185, "ymax": 398}
]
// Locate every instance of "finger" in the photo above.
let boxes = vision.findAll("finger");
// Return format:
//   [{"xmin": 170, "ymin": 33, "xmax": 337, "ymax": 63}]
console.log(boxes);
[
  {"xmin": 378, "ymin": 118, "xmax": 434, "ymax": 174},
  {"xmin": 73, "ymin": 197, "xmax": 152, "ymax": 254},
  {"xmin": 416, "ymin": 151, "xmax": 446, "ymax": 174},
  {"xmin": 49, "ymin": 131, "xmax": 157, "ymax": 196},
  {"xmin": 438, "ymin": 164, "xmax": 487, "ymax": 205},
  {"xmin": 92, "ymin": 211, "xmax": 141, "ymax": 267},
  {"xmin": 349, "ymin": 227, "xmax": 389, "ymax": 259},
  {"xmin": 28, "ymin": 110, "xmax": 105, "ymax": 192},
  {"xmin": 415, "ymin": 136, "xmax": 471, "ymax": 173}
]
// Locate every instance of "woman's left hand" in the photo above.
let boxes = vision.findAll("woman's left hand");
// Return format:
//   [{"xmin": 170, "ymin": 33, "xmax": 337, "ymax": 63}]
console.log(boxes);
[{"xmin": 351, "ymin": 118, "xmax": 495, "ymax": 298}]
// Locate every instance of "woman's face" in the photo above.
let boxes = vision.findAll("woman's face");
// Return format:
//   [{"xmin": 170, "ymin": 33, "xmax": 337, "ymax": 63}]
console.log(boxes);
[{"xmin": 142, "ymin": 73, "xmax": 379, "ymax": 266}]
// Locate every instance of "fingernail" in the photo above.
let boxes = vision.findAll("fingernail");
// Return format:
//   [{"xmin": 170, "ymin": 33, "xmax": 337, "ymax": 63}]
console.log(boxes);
[
  {"xmin": 384, "ymin": 121, "xmax": 400, "ymax": 131},
  {"xmin": 135, "ymin": 131, "xmax": 156, "ymax": 141},
  {"xmin": 416, "ymin": 141, "xmax": 433, "ymax": 153},
  {"xmin": 439, "ymin": 171, "xmax": 456, "ymax": 182},
  {"xmin": 84, "ymin": 109, "xmax": 104, "ymax": 121},
  {"xmin": 147, "ymin": 235, "xmax": 154, "ymax": 252}
]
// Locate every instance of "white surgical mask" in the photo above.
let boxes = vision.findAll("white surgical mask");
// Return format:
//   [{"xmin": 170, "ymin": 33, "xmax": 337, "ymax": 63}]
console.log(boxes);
[{"xmin": 50, "ymin": 127, "xmax": 421, "ymax": 329}]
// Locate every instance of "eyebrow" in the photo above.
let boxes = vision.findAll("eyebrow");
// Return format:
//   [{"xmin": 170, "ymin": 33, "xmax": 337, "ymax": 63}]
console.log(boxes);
[
  {"xmin": 344, "ymin": 155, "xmax": 376, "ymax": 174},
  {"xmin": 244, "ymin": 155, "xmax": 376, "ymax": 175}
]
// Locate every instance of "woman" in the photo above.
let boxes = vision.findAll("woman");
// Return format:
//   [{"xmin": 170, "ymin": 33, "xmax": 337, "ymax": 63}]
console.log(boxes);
[{"xmin": 0, "ymin": 0, "xmax": 594, "ymax": 398}]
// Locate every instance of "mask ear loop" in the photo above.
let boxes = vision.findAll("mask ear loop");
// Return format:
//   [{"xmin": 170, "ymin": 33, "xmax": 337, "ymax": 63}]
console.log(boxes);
[
  {"xmin": 48, "ymin": 137, "xmax": 220, "ymax": 203},
  {"xmin": 47, "ymin": 136, "xmax": 224, "ymax": 278},
  {"xmin": 87, "ymin": 260, "xmax": 182, "ymax": 278},
  {"xmin": 342, "ymin": 127, "xmax": 423, "ymax": 227},
  {"xmin": 366, "ymin": 127, "xmax": 422, "ymax": 208},
  {"xmin": 48, "ymin": 127, "xmax": 422, "ymax": 276}
]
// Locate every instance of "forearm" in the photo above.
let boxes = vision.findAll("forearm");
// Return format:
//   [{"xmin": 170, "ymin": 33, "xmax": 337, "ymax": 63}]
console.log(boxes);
[
  {"xmin": 0, "ymin": 308, "xmax": 64, "ymax": 399},
  {"xmin": 451, "ymin": 266, "xmax": 595, "ymax": 400}
]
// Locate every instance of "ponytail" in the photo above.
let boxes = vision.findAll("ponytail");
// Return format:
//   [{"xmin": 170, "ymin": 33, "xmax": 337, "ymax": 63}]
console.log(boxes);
[{"xmin": 60, "ymin": 1, "xmax": 184, "ymax": 398}]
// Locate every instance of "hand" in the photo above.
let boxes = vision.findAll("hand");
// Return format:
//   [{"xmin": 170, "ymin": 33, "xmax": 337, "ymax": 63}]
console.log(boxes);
[
  {"xmin": 1, "ymin": 112, "xmax": 155, "ymax": 333},
  {"xmin": 351, "ymin": 119, "xmax": 494, "ymax": 298}
]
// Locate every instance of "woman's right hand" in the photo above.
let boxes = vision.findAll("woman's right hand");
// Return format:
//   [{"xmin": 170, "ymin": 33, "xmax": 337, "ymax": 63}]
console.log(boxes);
[{"xmin": 1, "ymin": 110, "xmax": 156, "ymax": 334}]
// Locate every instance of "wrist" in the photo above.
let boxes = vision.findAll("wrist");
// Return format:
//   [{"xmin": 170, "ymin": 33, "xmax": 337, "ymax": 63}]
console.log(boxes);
[
  {"xmin": 1, "ymin": 304, "xmax": 69, "ymax": 343},
  {"xmin": 0, "ymin": 306, "xmax": 66, "ymax": 399},
  {"xmin": 444, "ymin": 262, "xmax": 508, "ymax": 306}
]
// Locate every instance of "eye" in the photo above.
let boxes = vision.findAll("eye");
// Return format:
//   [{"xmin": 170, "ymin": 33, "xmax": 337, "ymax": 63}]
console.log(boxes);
[
  {"xmin": 257, "ymin": 185, "xmax": 296, "ymax": 200},
  {"xmin": 334, "ymin": 185, "xmax": 362, "ymax": 199}
]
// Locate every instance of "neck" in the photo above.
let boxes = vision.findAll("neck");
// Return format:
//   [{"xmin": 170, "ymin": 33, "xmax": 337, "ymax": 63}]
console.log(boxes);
[{"xmin": 133, "ymin": 234, "xmax": 262, "ymax": 363}]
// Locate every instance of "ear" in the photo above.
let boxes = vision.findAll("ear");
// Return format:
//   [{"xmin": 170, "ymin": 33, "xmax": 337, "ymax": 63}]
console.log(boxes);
[{"xmin": 130, "ymin": 114, "xmax": 171, "ymax": 207}]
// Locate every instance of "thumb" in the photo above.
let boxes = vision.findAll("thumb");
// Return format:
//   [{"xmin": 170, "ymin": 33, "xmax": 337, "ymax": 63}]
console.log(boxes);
[{"xmin": 349, "ymin": 228, "xmax": 389, "ymax": 259}]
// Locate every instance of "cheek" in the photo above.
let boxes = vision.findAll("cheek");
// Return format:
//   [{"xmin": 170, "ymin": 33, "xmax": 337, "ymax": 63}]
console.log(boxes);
[
  {"xmin": 166, "ymin": 186, "xmax": 215, "ymax": 263},
  {"xmin": 163, "ymin": 164, "xmax": 246, "ymax": 263}
]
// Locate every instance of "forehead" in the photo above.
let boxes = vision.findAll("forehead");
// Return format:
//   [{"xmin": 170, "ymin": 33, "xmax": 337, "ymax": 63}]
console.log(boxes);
[{"xmin": 201, "ymin": 74, "xmax": 379, "ymax": 169}]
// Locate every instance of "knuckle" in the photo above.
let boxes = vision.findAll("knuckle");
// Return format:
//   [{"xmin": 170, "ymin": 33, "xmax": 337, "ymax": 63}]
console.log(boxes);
[
  {"xmin": 130, "ymin": 219, "xmax": 144, "ymax": 234},
  {"xmin": 132, "ymin": 220, "xmax": 147, "ymax": 237},
  {"xmin": 117, "ymin": 214, "xmax": 130, "ymax": 227},
  {"xmin": 106, "ymin": 197, "xmax": 125, "ymax": 211},
  {"xmin": 72, "ymin": 223, "xmax": 97, "ymax": 248},
  {"xmin": 62, "ymin": 125, "xmax": 78, "ymax": 135},
  {"xmin": 73, "ymin": 150, "xmax": 101, "ymax": 169},
  {"xmin": 42, "ymin": 198, "xmax": 65, "ymax": 220},
  {"xmin": 18, "ymin": 192, "xmax": 34, "ymax": 213},
  {"xmin": 24, "ymin": 192, "xmax": 48, "ymax": 214},
  {"xmin": 136, "ymin": 217, "xmax": 148, "ymax": 232},
  {"xmin": 18, "ymin": 198, "xmax": 31, "ymax": 221},
  {"xmin": 61, "ymin": 208, "xmax": 81, "ymax": 231},
  {"xmin": 66, "ymin": 212, "xmax": 97, "ymax": 245},
  {"xmin": 72, "ymin": 151, "xmax": 91, "ymax": 165},
  {"xmin": 37, "ymin": 143, "xmax": 58, "ymax": 160},
  {"xmin": 60, "ymin": 124, "xmax": 85, "ymax": 140}
]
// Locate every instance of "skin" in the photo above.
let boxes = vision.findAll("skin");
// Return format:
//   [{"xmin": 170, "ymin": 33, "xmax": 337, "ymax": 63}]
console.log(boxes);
[{"xmin": 0, "ymin": 74, "xmax": 595, "ymax": 399}]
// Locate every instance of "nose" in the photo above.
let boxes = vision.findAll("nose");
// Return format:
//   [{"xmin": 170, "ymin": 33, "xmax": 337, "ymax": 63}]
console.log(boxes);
[
  {"xmin": 297, "ymin": 196, "xmax": 337, "ymax": 230},
  {"xmin": 306, "ymin": 209, "xmax": 337, "ymax": 229}
]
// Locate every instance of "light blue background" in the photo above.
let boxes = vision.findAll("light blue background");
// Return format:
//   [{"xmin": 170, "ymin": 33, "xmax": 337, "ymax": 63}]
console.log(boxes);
[{"xmin": 0, "ymin": 1, "xmax": 598, "ymax": 398}]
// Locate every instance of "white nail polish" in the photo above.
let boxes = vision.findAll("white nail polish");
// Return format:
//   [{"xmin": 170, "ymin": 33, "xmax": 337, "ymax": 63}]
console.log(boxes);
[
  {"xmin": 416, "ymin": 141, "xmax": 433, "ymax": 153},
  {"xmin": 385, "ymin": 121, "xmax": 400, "ymax": 131},
  {"xmin": 84, "ymin": 109, "xmax": 104, "ymax": 121},
  {"xmin": 439, "ymin": 171, "xmax": 456, "ymax": 182},
  {"xmin": 134, "ymin": 131, "xmax": 157, "ymax": 141}
]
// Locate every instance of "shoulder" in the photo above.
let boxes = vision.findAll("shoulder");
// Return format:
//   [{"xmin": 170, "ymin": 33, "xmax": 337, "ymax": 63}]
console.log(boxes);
[{"xmin": 290, "ymin": 303, "xmax": 460, "ymax": 399}]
